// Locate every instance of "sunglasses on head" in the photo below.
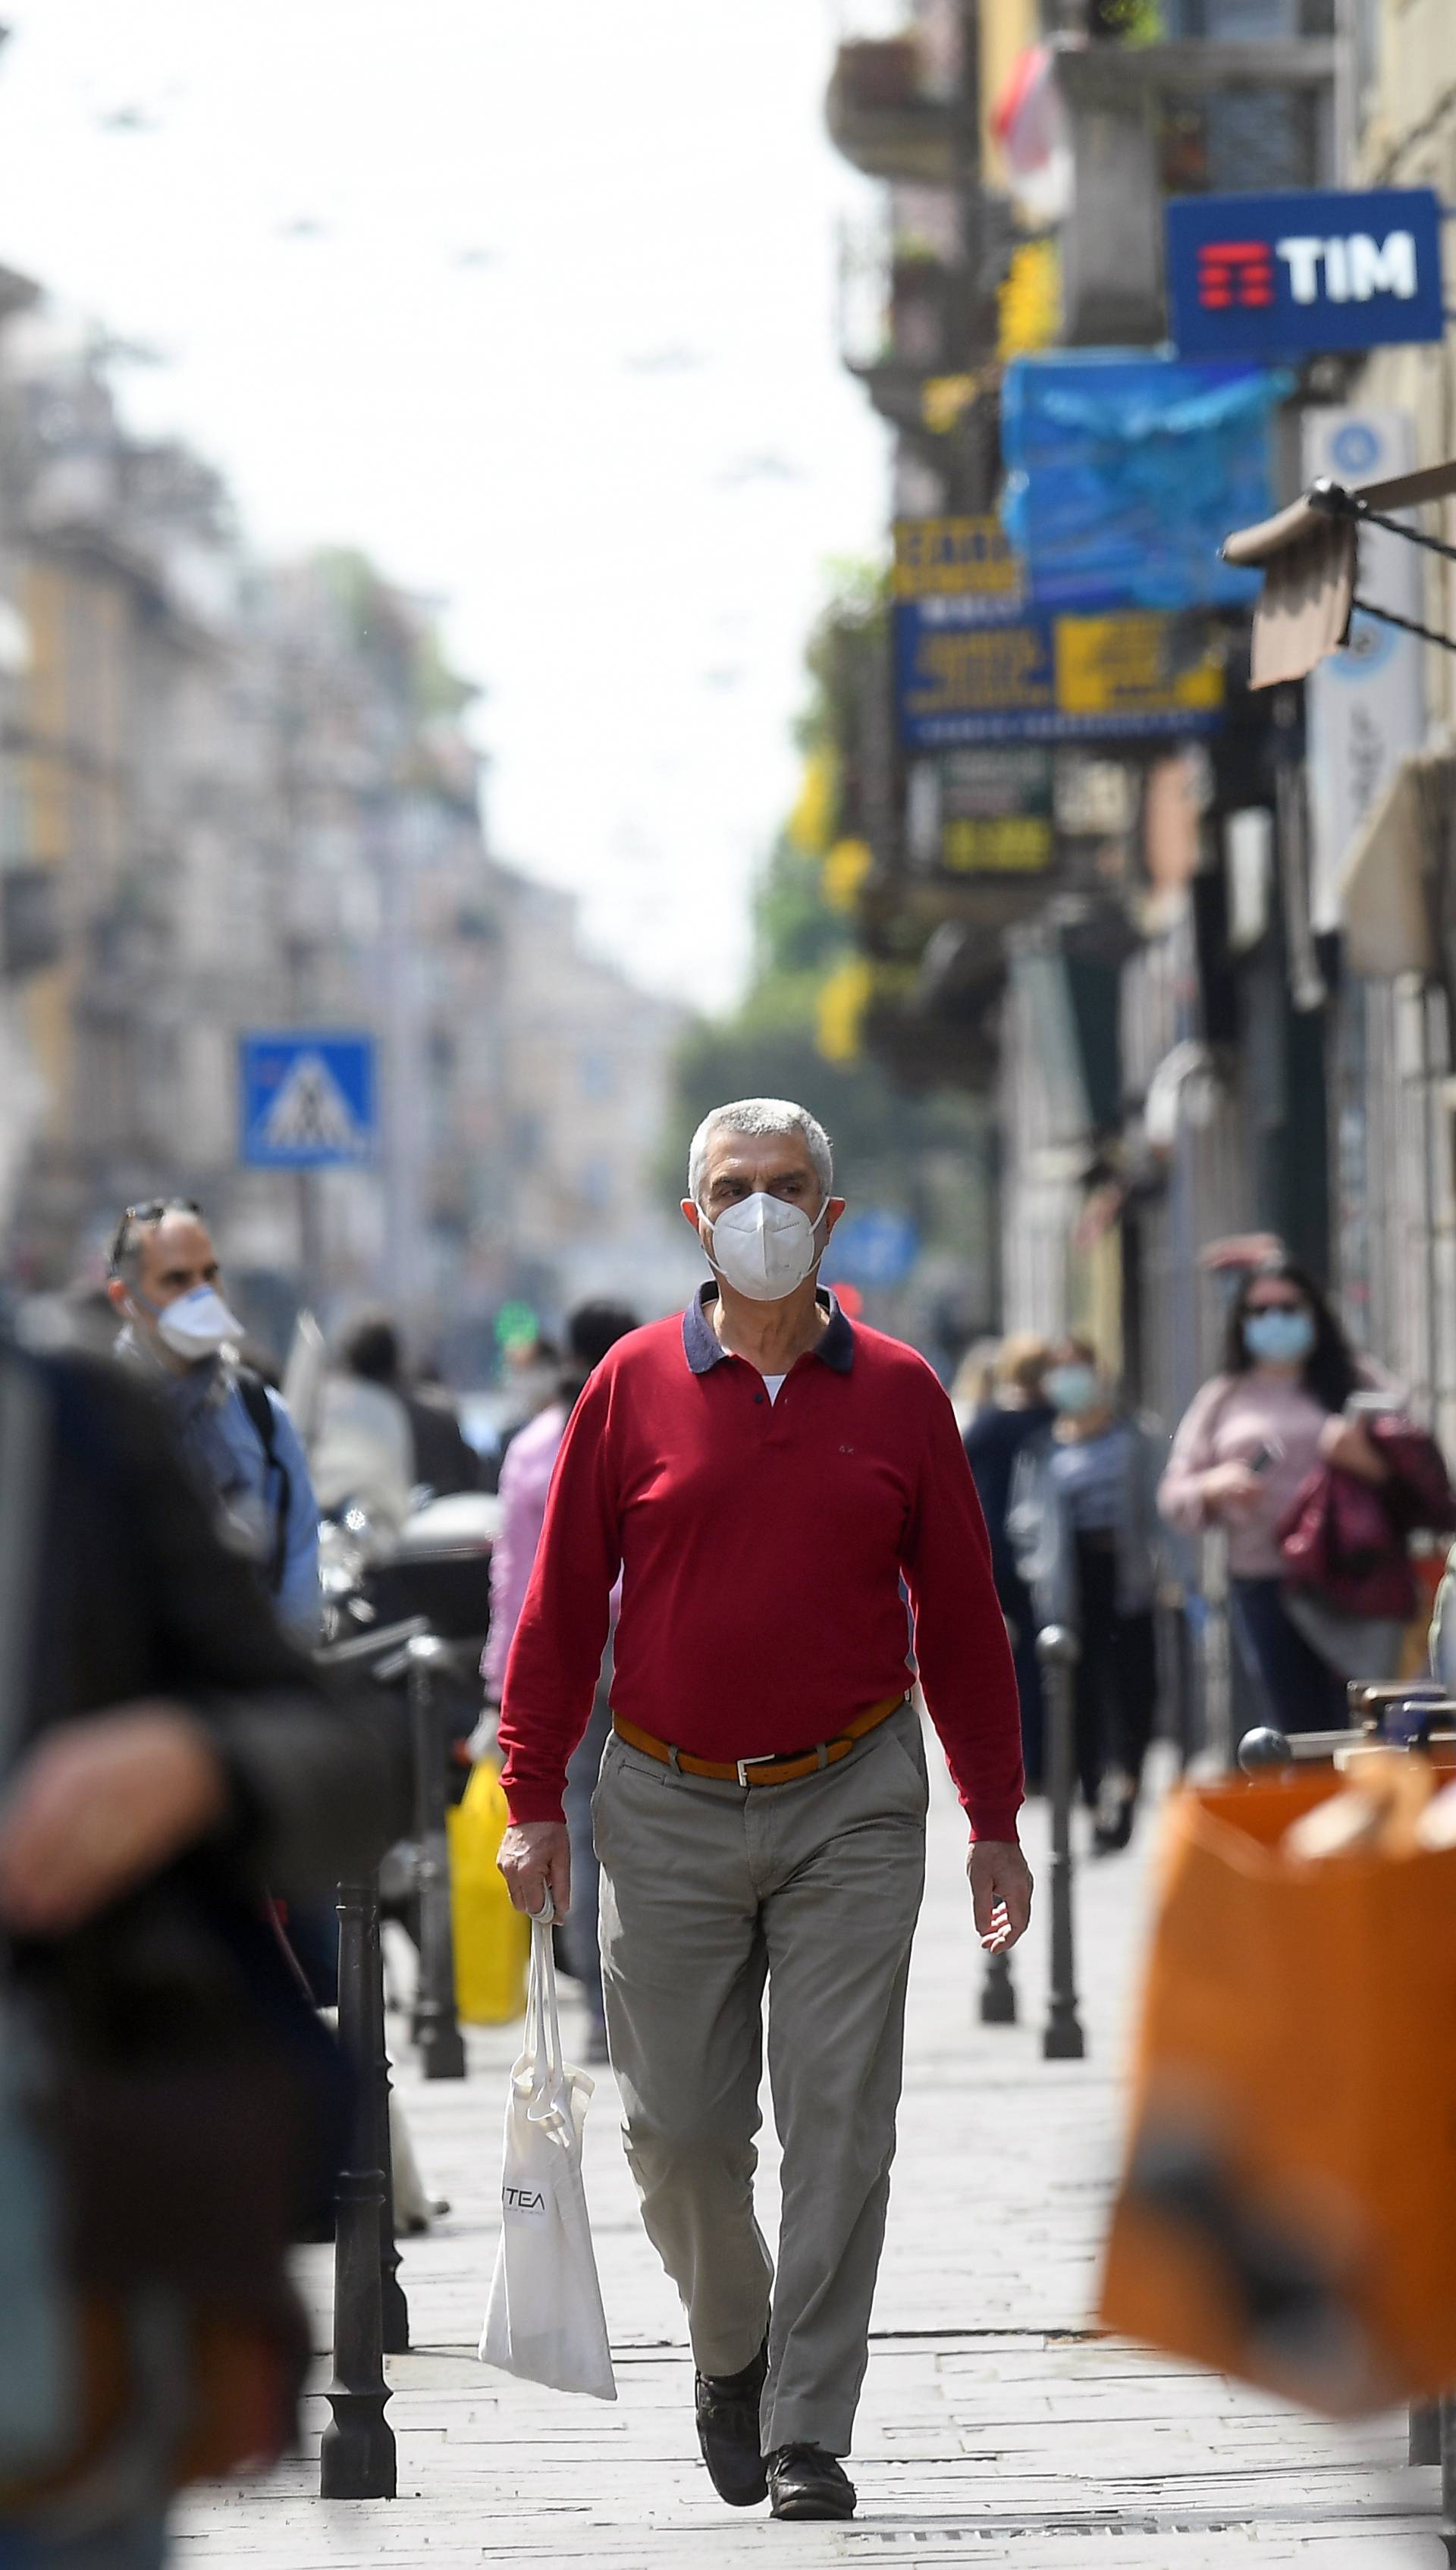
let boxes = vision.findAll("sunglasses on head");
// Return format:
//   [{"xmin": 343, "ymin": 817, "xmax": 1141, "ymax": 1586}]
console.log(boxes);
[{"xmin": 108, "ymin": 1196, "xmax": 202, "ymax": 1272}]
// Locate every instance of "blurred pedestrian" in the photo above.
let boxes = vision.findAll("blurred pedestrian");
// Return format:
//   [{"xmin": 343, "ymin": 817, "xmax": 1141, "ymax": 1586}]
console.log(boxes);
[
  {"xmin": 0, "ymin": 1332, "xmax": 410, "ymax": 2565},
  {"xmin": 481, "ymin": 1300, "xmax": 639, "ymax": 2061},
  {"xmin": 963, "ymin": 1334, "xmax": 1054, "ymax": 1790},
  {"xmin": 107, "ymin": 1199, "xmax": 322, "ymax": 1645},
  {"xmin": 309, "ymin": 1329, "xmax": 414, "ymax": 1538},
  {"xmin": 1009, "ymin": 1337, "xmax": 1166, "ymax": 1852},
  {"xmin": 1160, "ymin": 1257, "xmax": 1400, "ymax": 1732},
  {"xmin": 336, "ymin": 1309, "xmax": 479, "ymax": 1497},
  {"xmin": 494, "ymin": 1097, "xmax": 1028, "ymax": 2524}
]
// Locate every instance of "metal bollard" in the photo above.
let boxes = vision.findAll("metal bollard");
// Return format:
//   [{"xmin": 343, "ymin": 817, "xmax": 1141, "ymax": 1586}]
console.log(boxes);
[
  {"xmin": 407, "ymin": 1633, "xmax": 467, "ymax": 2081},
  {"xmin": 979, "ymin": 1946, "xmax": 1017, "ymax": 2024},
  {"xmin": 320, "ymin": 1876, "xmax": 397, "ymax": 2499},
  {"xmin": 1038, "ymin": 1624, "xmax": 1085, "ymax": 2062},
  {"xmin": 1442, "ymin": 2391, "xmax": 1456, "ymax": 2559},
  {"xmin": 372, "ymin": 1934, "xmax": 409, "ymax": 2356},
  {"xmin": 1410, "ymin": 2399, "xmax": 1440, "ymax": 2466}
]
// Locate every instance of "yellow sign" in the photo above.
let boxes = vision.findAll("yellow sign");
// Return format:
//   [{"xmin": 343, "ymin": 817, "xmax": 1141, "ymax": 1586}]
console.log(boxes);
[
  {"xmin": 893, "ymin": 516, "xmax": 1025, "ymax": 604},
  {"xmin": 1055, "ymin": 613, "xmax": 1224, "ymax": 722},
  {"xmin": 943, "ymin": 815, "xmax": 1053, "ymax": 873},
  {"xmin": 921, "ymin": 375, "xmax": 981, "ymax": 436}
]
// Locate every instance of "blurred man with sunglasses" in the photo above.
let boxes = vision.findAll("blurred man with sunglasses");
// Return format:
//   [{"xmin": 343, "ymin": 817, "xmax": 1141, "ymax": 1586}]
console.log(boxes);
[{"xmin": 106, "ymin": 1200, "xmax": 321, "ymax": 1644}]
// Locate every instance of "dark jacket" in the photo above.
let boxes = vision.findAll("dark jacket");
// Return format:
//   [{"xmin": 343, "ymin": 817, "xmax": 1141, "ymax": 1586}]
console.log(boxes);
[
  {"xmin": 0, "ymin": 1344, "xmax": 412, "ymax": 2471},
  {"xmin": 403, "ymin": 1389, "xmax": 479, "ymax": 1498},
  {"xmin": 17, "ymin": 1347, "xmax": 408, "ymax": 1893},
  {"xmin": 963, "ymin": 1399, "xmax": 1055, "ymax": 1594}
]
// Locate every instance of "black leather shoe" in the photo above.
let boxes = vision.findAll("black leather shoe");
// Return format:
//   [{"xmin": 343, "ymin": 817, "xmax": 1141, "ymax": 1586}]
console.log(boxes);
[
  {"xmin": 767, "ymin": 2445, "xmax": 856, "ymax": 2521},
  {"xmin": 695, "ymin": 2338, "xmax": 768, "ymax": 2507}
]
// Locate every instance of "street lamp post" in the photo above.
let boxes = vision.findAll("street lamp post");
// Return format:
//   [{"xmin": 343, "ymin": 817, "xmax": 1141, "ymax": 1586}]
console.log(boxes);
[
  {"xmin": 320, "ymin": 1875, "xmax": 397, "ymax": 2499},
  {"xmin": 408, "ymin": 1633, "xmax": 467, "ymax": 2080},
  {"xmin": 1038, "ymin": 1625, "xmax": 1086, "ymax": 2062}
]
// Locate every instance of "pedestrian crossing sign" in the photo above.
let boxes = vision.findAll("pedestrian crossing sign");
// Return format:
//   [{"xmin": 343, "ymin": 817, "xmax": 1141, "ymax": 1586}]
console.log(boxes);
[{"xmin": 238, "ymin": 1031, "xmax": 377, "ymax": 1169}]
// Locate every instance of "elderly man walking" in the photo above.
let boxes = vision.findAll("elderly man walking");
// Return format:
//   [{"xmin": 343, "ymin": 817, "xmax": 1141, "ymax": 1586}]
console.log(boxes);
[{"xmin": 497, "ymin": 1098, "xmax": 1029, "ymax": 2523}]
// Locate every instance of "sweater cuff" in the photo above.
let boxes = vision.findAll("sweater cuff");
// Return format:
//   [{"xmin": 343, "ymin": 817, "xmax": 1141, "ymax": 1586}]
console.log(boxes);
[
  {"xmin": 965, "ymin": 1803, "xmax": 1023, "ymax": 1845},
  {"xmin": 500, "ymin": 1778, "xmax": 567, "ymax": 1828}
]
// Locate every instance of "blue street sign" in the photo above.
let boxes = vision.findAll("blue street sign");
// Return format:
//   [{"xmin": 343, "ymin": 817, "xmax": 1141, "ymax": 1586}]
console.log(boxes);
[
  {"xmin": 1166, "ymin": 189, "xmax": 1445, "ymax": 362},
  {"xmin": 238, "ymin": 1031, "xmax": 376, "ymax": 1169},
  {"xmin": 826, "ymin": 1208, "xmax": 921, "ymax": 1291}
]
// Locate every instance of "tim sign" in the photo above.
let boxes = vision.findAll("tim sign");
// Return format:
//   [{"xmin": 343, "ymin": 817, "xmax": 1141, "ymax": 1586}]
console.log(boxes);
[{"xmin": 1166, "ymin": 189, "xmax": 1444, "ymax": 360}]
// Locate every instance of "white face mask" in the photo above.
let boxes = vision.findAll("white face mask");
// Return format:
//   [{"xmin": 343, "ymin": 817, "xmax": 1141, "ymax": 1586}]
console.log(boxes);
[
  {"xmin": 149, "ymin": 1284, "xmax": 245, "ymax": 1360},
  {"xmin": 701, "ymin": 1191, "xmax": 830, "ymax": 1304}
]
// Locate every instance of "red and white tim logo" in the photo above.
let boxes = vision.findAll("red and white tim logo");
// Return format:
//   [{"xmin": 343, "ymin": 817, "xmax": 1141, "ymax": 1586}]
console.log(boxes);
[{"xmin": 1197, "ymin": 240, "xmax": 1276, "ymax": 312}]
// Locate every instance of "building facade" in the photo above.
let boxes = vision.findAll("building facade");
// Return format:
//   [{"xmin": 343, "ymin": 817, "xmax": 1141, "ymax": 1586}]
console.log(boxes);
[{"xmin": 0, "ymin": 302, "xmax": 690, "ymax": 1364}]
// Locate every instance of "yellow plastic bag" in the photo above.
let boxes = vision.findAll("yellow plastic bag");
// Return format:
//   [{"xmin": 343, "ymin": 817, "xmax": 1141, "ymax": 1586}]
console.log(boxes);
[{"xmin": 447, "ymin": 1759, "xmax": 529, "ymax": 2026}]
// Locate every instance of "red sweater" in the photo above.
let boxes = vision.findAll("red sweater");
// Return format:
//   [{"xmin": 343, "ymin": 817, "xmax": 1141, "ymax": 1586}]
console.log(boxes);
[{"xmin": 497, "ymin": 1291, "xmax": 1025, "ymax": 1841}]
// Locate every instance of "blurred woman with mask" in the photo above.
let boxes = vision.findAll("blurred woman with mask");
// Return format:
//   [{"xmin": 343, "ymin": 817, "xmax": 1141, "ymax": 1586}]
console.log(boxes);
[
  {"xmin": 1010, "ymin": 1337, "xmax": 1166, "ymax": 1852},
  {"xmin": 1160, "ymin": 1258, "xmax": 1398, "ymax": 1732},
  {"xmin": 963, "ymin": 1336, "xmax": 1054, "ymax": 1790}
]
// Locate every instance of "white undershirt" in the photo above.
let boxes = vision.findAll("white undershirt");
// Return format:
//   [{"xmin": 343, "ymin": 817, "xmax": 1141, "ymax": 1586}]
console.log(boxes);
[{"xmin": 762, "ymin": 1373, "xmax": 787, "ymax": 1404}]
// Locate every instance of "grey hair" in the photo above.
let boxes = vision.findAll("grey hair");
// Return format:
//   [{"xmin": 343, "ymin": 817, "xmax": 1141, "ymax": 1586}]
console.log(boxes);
[{"xmin": 688, "ymin": 1098, "xmax": 833, "ymax": 1208}]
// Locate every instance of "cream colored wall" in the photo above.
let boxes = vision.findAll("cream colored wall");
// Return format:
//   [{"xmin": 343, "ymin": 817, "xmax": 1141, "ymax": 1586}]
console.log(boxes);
[{"xmin": 1356, "ymin": 0, "xmax": 1456, "ymax": 736}]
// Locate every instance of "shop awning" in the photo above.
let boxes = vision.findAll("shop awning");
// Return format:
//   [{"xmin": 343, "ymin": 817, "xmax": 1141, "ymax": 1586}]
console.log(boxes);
[{"xmin": 1222, "ymin": 460, "xmax": 1456, "ymax": 686}]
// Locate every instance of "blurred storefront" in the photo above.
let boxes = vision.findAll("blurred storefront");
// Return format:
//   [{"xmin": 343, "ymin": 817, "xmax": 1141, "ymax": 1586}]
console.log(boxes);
[{"xmin": 824, "ymin": 0, "xmax": 1456, "ymax": 1443}]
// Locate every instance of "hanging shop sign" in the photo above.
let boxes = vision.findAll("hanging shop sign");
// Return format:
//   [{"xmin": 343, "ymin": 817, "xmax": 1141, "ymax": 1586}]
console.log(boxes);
[
  {"xmin": 1302, "ymin": 410, "xmax": 1424, "ymax": 935},
  {"xmin": 907, "ymin": 745, "xmax": 1055, "ymax": 873},
  {"xmin": 1166, "ymin": 188, "xmax": 1445, "ymax": 362},
  {"xmin": 894, "ymin": 601, "xmax": 1224, "ymax": 750},
  {"xmin": 893, "ymin": 516, "xmax": 1025, "ymax": 613}
]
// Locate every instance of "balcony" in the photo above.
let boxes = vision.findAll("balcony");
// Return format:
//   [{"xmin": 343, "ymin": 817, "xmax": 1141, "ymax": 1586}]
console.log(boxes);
[
  {"xmin": 837, "ymin": 218, "xmax": 1008, "ymax": 444},
  {"xmin": 1054, "ymin": 39, "xmax": 1338, "ymax": 345},
  {"xmin": 826, "ymin": 36, "xmax": 958, "ymax": 185}
]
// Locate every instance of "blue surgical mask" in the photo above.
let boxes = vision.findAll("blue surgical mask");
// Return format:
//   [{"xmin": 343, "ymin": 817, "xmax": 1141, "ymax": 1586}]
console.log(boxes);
[
  {"xmin": 1243, "ymin": 1307, "xmax": 1315, "ymax": 1366},
  {"xmin": 1045, "ymin": 1362, "xmax": 1100, "ymax": 1418}
]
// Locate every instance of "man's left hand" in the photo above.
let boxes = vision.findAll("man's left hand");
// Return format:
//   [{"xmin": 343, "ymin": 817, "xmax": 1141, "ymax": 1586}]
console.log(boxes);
[
  {"xmin": 0, "ymin": 1703, "xmax": 228, "ymax": 1936},
  {"xmin": 967, "ymin": 1839, "xmax": 1033, "ymax": 1953}
]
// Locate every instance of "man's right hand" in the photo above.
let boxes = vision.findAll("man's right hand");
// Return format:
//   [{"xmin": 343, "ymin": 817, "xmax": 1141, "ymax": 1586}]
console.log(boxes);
[{"xmin": 497, "ymin": 1820, "xmax": 572, "ymax": 1919}]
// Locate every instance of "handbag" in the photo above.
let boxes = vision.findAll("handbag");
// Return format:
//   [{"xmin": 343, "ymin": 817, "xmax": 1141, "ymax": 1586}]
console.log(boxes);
[
  {"xmin": 479, "ymin": 1916, "xmax": 616, "ymax": 2402},
  {"xmin": 1278, "ymin": 1464, "xmax": 1414, "ymax": 1621}
]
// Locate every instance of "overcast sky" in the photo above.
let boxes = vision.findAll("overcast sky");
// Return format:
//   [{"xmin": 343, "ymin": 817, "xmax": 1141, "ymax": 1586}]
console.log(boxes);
[{"xmin": 0, "ymin": 1, "xmax": 889, "ymax": 1013}]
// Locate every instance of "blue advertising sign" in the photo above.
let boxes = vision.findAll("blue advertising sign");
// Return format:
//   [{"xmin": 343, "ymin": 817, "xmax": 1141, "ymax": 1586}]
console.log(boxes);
[
  {"xmin": 894, "ymin": 600, "xmax": 1225, "ymax": 751},
  {"xmin": 239, "ymin": 1031, "xmax": 376, "ymax": 1169},
  {"xmin": 1166, "ymin": 189, "xmax": 1445, "ymax": 362},
  {"xmin": 999, "ymin": 355, "xmax": 1284, "ymax": 613}
]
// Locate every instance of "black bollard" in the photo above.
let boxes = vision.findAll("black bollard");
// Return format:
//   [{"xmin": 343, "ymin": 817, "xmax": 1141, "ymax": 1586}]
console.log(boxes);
[
  {"xmin": 407, "ymin": 1633, "xmax": 468, "ymax": 2081},
  {"xmin": 1410, "ymin": 2399, "xmax": 1441, "ymax": 2466},
  {"xmin": 320, "ymin": 1876, "xmax": 397, "ymax": 2500},
  {"xmin": 1038, "ymin": 1624, "xmax": 1085, "ymax": 2063},
  {"xmin": 979, "ymin": 1946, "xmax": 1017, "ymax": 2024},
  {"xmin": 372, "ymin": 1930, "xmax": 410, "ymax": 2355},
  {"xmin": 1442, "ymin": 2390, "xmax": 1456, "ymax": 2560}
]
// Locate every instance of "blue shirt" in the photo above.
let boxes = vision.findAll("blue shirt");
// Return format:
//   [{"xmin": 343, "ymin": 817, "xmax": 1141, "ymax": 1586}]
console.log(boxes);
[
  {"xmin": 1049, "ymin": 1423, "xmax": 1134, "ymax": 1536},
  {"xmin": 149, "ymin": 1351, "xmax": 322, "ymax": 1643}
]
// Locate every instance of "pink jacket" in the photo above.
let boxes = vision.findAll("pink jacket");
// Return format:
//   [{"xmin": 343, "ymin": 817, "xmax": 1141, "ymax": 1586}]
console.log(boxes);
[
  {"xmin": 482, "ymin": 1403, "xmax": 568, "ymax": 1701},
  {"xmin": 1159, "ymin": 1363, "xmax": 1396, "ymax": 1580}
]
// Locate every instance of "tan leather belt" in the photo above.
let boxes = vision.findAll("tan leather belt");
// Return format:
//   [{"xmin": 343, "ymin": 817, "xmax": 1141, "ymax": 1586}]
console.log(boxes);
[{"xmin": 612, "ymin": 1694, "xmax": 905, "ymax": 1789}]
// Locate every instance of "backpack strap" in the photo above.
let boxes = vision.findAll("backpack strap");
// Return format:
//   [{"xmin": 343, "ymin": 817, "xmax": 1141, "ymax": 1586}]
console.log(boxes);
[{"xmin": 237, "ymin": 1370, "xmax": 292, "ymax": 1599}]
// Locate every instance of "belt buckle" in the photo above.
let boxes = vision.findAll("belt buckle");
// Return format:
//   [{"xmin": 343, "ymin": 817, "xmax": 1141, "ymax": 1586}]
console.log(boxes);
[{"xmin": 736, "ymin": 1753, "xmax": 779, "ymax": 1787}]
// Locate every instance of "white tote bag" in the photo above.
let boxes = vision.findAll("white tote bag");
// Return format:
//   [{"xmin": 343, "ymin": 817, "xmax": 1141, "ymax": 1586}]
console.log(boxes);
[{"xmin": 479, "ymin": 1916, "xmax": 617, "ymax": 2402}]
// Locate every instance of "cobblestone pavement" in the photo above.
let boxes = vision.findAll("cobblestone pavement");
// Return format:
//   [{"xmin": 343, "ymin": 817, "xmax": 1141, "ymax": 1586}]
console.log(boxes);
[{"xmin": 174, "ymin": 1741, "xmax": 1448, "ymax": 2564}]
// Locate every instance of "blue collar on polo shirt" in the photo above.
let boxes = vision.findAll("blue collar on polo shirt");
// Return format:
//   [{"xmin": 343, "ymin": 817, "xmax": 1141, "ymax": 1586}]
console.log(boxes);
[{"xmin": 681, "ymin": 1283, "xmax": 855, "ymax": 1377}]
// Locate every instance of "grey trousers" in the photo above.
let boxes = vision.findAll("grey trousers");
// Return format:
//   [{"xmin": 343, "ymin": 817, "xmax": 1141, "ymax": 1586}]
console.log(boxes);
[{"xmin": 593, "ymin": 1702, "xmax": 928, "ymax": 2456}]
